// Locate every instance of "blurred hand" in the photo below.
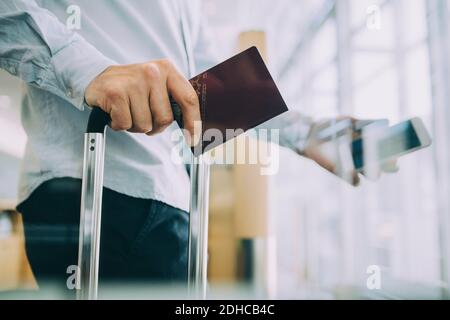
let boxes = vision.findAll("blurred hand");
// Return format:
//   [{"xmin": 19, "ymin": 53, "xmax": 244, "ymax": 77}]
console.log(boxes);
[
  {"xmin": 301, "ymin": 117, "xmax": 399, "ymax": 186},
  {"xmin": 85, "ymin": 60, "xmax": 201, "ymax": 145}
]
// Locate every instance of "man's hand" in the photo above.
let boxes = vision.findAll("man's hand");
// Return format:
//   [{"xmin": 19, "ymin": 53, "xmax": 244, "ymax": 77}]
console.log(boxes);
[
  {"xmin": 302, "ymin": 117, "xmax": 398, "ymax": 186},
  {"xmin": 85, "ymin": 60, "xmax": 201, "ymax": 145}
]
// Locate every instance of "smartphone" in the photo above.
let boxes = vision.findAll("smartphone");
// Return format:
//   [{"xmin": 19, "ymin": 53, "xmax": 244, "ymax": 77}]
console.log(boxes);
[{"xmin": 351, "ymin": 117, "xmax": 432, "ymax": 170}]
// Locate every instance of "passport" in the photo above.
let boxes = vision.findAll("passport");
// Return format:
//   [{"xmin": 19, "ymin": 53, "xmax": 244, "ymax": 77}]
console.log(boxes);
[{"xmin": 172, "ymin": 46, "xmax": 289, "ymax": 155}]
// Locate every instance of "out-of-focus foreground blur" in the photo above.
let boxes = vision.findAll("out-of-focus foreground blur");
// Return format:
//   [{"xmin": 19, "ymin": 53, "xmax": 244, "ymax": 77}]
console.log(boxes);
[{"xmin": 1, "ymin": 0, "xmax": 450, "ymax": 299}]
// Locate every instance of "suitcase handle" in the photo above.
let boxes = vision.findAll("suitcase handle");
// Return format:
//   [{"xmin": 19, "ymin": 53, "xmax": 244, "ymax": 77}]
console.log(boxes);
[
  {"xmin": 86, "ymin": 107, "xmax": 111, "ymax": 133},
  {"xmin": 86, "ymin": 99, "xmax": 184, "ymax": 133},
  {"xmin": 79, "ymin": 98, "xmax": 185, "ymax": 299}
]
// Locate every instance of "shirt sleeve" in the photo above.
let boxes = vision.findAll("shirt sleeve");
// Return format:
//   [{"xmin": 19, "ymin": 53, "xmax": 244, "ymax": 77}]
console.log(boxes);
[{"xmin": 0, "ymin": 0, "xmax": 116, "ymax": 110}]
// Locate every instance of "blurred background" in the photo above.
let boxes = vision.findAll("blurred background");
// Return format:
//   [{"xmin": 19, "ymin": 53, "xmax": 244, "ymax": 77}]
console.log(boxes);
[{"xmin": 1, "ymin": 0, "xmax": 450, "ymax": 299}]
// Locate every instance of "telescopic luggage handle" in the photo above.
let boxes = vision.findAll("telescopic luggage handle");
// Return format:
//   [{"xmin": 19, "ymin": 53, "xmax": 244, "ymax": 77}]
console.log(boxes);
[
  {"xmin": 77, "ymin": 107, "xmax": 109, "ymax": 300},
  {"xmin": 77, "ymin": 103, "xmax": 209, "ymax": 300},
  {"xmin": 86, "ymin": 100, "xmax": 184, "ymax": 133}
]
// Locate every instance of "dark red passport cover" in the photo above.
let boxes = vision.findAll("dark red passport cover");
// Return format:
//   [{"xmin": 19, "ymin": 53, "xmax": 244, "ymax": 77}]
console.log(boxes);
[{"xmin": 189, "ymin": 46, "xmax": 288, "ymax": 154}]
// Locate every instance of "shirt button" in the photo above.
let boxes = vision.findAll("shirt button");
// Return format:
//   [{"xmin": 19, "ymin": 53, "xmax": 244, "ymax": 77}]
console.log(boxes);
[
  {"xmin": 66, "ymin": 88, "xmax": 73, "ymax": 98},
  {"xmin": 8, "ymin": 66, "xmax": 16, "ymax": 75}
]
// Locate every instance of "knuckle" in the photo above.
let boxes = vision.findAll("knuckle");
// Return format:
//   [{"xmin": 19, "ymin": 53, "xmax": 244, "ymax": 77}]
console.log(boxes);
[
  {"xmin": 155, "ymin": 115, "xmax": 174, "ymax": 128},
  {"xmin": 142, "ymin": 63, "xmax": 162, "ymax": 81},
  {"xmin": 104, "ymin": 86, "xmax": 123, "ymax": 100},
  {"xmin": 158, "ymin": 58, "xmax": 173, "ymax": 69},
  {"xmin": 184, "ymin": 91, "xmax": 199, "ymax": 107}
]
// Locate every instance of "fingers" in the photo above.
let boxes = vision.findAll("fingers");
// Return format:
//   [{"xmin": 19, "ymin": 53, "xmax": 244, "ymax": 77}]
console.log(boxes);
[
  {"xmin": 166, "ymin": 62, "xmax": 202, "ymax": 146},
  {"xmin": 103, "ymin": 87, "xmax": 132, "ymax": 131},
  {"xmin": 381, "ymin": 159, "xmax": 399, "ymax": 173},
  {"xmin": 337, "ymin": 166, "xmax": 360, "ymax": 187},
  {"xmin": 351, "ymin": 171, "xmax": 361, "ymax": 186},
  {"xmin": 110, "ymin": 100, "xmax": 132, "ymax": 131},
  {"xmin": 305, "ymin": 146, "xmax": 361, "ymax": 186},
  {"xmin": 85, "ymin": 60, "xmax": 201, "ymax": 143},
  {"xmin": 146, "ymin": 77, "xmax": 173, "ymax": 136},
  {"xmin": 128, "ymin": 85, "xmax": 152, "ymax": 133},
  {"xmin": 362, "ymin": 159, "xmax": 398, "ymax": 181},
  {"xmin": 306, "ymin": 148, "xmax": 336, "ymax": 174}
]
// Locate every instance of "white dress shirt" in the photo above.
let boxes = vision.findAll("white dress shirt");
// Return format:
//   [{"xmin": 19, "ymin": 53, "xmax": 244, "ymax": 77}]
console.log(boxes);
[{"xmin": 0, "ymin": 0, "xmax": 311, "ymax": 212}]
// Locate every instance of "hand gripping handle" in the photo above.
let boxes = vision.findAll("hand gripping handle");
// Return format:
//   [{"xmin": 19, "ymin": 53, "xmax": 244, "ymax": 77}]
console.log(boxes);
[{"xmin": 86, "ymin": 98, "xmax": 183, "ymax": 133}]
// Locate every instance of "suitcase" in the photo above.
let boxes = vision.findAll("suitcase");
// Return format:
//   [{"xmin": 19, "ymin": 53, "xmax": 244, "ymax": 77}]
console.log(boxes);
[{"xmin": 76, "ymin": 107, "xmax": 210, "ymax": 300}]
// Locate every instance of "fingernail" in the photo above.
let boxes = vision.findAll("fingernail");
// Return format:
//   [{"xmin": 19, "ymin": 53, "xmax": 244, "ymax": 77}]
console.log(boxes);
[{"xmin": 145, "ymin": 123, "xmax": 153, "ymax": 136}]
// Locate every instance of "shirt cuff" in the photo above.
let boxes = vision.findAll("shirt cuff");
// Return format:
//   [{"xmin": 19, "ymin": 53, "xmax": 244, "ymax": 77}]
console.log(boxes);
[{"xmin": 51, "ymin": 36, "xmax": 116, "ymax": 110}]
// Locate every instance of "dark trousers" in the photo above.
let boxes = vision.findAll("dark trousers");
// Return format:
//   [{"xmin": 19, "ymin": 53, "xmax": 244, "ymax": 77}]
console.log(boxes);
[{"xmin": 17, "ymin": 177, "xmax": 189, "ymax": 297}]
